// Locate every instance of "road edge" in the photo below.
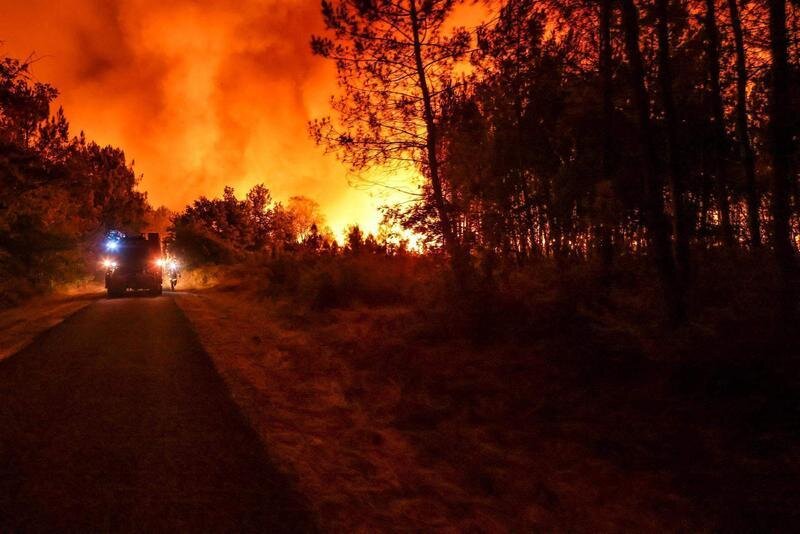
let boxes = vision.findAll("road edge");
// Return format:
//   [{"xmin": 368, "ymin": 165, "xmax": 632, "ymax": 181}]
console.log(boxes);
[{"xmin": 0, "ymin": 291, "xmax": 104, "ymax": 362}]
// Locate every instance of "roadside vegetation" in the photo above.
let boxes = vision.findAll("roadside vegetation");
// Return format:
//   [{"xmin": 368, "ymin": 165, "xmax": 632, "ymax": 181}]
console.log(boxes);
[
  {"xmin": 0, "ymin": 55, "xmax": 168, "ymax": 307},
  {"xmin": 175, "ymin": 247, "xmax": 797, "ymax": 531},
  {"xmin": 167, "ymin": 183, "xmax": 798, "ymax": 530}
]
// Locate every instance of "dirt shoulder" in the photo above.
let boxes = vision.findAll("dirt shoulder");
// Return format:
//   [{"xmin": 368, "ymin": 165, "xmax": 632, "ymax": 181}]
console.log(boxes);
[
  {"xmin": 175, "ymin": 287, "xmax": 700, "ymax": 532},
  {"xmin": 0, "ymin": 284, "xmax": 104, "ymax": 361}
]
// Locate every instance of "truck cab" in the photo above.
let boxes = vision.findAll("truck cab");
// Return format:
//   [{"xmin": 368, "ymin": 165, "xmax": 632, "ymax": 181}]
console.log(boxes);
[{"xmin": 103, "ymin": 233, "xmax": 163, "ymax": 297}]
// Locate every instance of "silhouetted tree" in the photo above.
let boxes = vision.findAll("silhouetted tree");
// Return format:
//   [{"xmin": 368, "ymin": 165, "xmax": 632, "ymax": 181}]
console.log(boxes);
[
  {"xmin": 655, "ymin": 0, "xmax": 691, "ymax": 283},
  {"xmin": 619, "ymin": 0, "xmax": 683, "ymax": 320},
  {"xmin": 288, "ymin": 196, "xmax": 325, "ymax": 242},
  {"xmin": 726, "ymin": 0, "xmax": 761, "ymax": 248},
  {"xmin": 703, "ymin": 0, "xmax": 734, "ymax": 247},
  {"xmin": 597, "ymin": 0, "xmax": 616, "ymax": 269},
  {"xmin": 310, "ymin": 0, "xmax": 471, "ymax": 276},
  {"xmin": 346, "ymin": 224, "xmax": 364, "ymax": 254},
  {"xmin": 767, "ymin": 0, "xmax": 797, "ymax": 321}
]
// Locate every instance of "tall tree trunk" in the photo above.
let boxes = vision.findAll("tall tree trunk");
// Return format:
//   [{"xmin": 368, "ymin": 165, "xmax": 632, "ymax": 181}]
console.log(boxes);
[
  {"xmin": 727, "ymin": 0, "xmax": 761, "ymax": 248},
  {"xmin": 597, "ymin": 0, "xmax": 616, "ymax": 269},
  {"xmin": 700, "ymin": 169, "xmax": 711, "ymax": 240},
  {"xmin": 655, "ymin": 0, "xmax": 691, "ymax": 283},
  {"xmin": 408, "ymin": 0, "xmax": 464, "ymax": 277},
  {"xmin": 704, "ymin": 0, "xmax": 735, "ymax": 247},
  {"xmin": 768, "ymin": 0, "xmax": 797, "ymax": 321},
  {"xmin": 619, "ymin": 0, "xmax": 684, "ymax": 322}
]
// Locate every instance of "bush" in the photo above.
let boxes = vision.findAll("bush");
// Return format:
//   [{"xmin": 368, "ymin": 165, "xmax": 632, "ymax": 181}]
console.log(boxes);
[
  {"xmin": 262, "ymin": 254, "xmax": 429, "ymax": 309},
  {"xmin": 170, "ymin": 221, "xmax": 242, "ymax": 266}
]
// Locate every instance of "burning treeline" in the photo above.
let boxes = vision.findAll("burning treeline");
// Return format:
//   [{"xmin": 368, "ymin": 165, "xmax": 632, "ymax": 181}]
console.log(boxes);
[{"xmin": 309, "ymin": 0, "xmax": 800, "ymax": 322}]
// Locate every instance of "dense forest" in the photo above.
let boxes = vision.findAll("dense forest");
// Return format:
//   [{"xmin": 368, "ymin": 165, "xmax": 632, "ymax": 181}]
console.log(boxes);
[
  {"xmin": 308, "ymin": 0, "xmax": 800, "ymax": 325},
  {"xmin": 0, "ymin": 56, "xmax": 150, "ymax": 305}
]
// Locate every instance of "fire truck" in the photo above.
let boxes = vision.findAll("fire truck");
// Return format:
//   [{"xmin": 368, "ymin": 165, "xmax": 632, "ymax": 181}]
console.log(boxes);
[{"xmin": 102, "ymin": 233, "xmax": 164, "ymax": 297}]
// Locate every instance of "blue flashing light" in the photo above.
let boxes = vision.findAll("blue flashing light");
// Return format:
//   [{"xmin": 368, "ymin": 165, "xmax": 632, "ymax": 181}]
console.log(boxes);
[{"xmin": 106, "ymin": 240, "xmax": 119, "ymax": 251}]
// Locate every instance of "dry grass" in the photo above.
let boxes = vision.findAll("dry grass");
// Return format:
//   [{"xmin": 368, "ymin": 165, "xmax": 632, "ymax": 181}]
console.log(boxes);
[
  {"xmin": 0, "ymin": 282, "xmax": 104, "ymax": 360},
  {"xmin": 173, "ymin": 252, "xmax": 800, "ymax": 531},
  {"xmin": 176, "ymin": 284, "xmax": 698, "ymax": 531}
]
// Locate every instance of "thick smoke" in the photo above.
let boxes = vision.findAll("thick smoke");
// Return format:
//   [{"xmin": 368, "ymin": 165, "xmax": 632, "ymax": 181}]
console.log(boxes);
[{"xmin": 0, "ymin": 0, "xmax": 395, "ymax": 234}]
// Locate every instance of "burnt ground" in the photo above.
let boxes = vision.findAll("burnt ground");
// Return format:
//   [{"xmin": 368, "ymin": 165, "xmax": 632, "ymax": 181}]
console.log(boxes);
[{"xmin": 0, "ymin": 295, "xmax": 316, "ymax": 532}]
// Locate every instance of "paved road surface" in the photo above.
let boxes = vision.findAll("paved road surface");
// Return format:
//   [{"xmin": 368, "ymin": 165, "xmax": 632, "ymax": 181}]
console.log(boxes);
[{"xmin": 0, "ymin": 295, "xmax": 316, "ymax": 532}]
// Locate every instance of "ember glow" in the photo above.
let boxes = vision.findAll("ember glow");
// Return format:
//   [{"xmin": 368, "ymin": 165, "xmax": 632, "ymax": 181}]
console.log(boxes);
[{"xmin": 0, "ymin": 0, "xmax": 481, "ymax": 235}]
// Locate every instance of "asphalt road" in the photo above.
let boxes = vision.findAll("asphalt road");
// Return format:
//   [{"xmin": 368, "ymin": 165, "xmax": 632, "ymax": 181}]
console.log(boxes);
[{"xmin": 0, "ymin": 294, "xmax": 316, "ymax": 533}]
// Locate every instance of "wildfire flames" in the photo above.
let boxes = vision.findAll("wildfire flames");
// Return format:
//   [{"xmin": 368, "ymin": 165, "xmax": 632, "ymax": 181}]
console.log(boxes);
[{"xmin": 0, "ymin": 0, "xmax": 454, "ymax": 235}]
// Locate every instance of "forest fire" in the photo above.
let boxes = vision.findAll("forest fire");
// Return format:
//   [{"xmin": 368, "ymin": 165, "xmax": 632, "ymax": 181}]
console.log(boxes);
[
  {"xmin": 0, "ymin": 0, "xmax": 411, "ymax": 234},
  {"xmin": 0, "ymin": 0, "xmax": 490, "ymax": 236},
  {"xmin": 1, "ymin": 0, "xmax": 800, "ymax": 531}
]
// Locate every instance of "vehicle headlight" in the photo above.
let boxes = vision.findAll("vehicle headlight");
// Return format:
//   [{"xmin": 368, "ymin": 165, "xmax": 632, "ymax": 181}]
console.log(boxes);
[{"xmin": 155, "ymin": 258, "xmax": 165, "ymax": 267}]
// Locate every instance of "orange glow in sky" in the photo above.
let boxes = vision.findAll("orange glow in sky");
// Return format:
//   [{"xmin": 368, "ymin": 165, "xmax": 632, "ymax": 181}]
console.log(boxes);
[{"xmin": 0, "ymin": 0, "xmax": 490, "ymax": 237}]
